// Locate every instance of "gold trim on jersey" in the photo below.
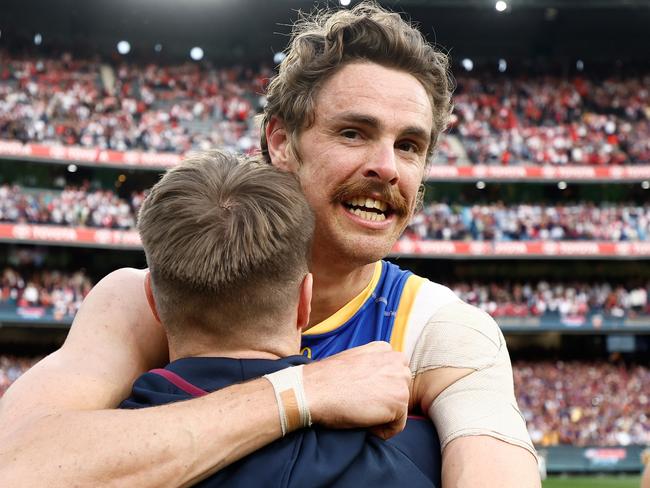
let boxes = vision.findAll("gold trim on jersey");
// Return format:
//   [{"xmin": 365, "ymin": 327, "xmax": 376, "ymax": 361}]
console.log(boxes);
[
  {"xmin": 302, "ymin": 261, "xmax": 383, "ymax": 336},
  {"xmin": 389, "ymin": 275, "xmax": 425, "ymax": 352}
]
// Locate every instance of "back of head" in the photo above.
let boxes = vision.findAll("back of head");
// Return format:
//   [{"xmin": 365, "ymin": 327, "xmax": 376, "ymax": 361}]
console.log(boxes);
[
  {"xmin": 260, "ymin": 0, "xmax": 453, "ymax": 162},
  {"xmin": 138, "ymin": 150, "xmax": 314, "ymax": 345}
]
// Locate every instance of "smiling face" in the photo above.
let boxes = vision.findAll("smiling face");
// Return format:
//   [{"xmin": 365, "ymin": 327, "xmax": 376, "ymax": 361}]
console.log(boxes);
[{"xmin": 288, "ymin": 62, "xmax": 432, "ymax": 267}]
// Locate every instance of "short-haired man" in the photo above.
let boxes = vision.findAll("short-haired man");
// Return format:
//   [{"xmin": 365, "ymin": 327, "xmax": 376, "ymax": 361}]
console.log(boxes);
[
  {"xmin": 123, "ymin": 149, "xmax": 440, "ymax": 486},
  {"xmin": 0, "ymin": 3, "xmax": 540, "ymax": 487}
]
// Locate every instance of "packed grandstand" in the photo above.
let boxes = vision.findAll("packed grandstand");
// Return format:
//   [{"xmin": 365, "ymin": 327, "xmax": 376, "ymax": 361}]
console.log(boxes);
[
  {"xmin": 2, "ymin": 51, "xmax": 649, "ymax": 166},
  {"xmin": 2, "ymin": 267, "xmax": 649, "ymax": 320},
  {"xmin": 3, "ymin": 183, "xmax": 650, "ymax": 242}
]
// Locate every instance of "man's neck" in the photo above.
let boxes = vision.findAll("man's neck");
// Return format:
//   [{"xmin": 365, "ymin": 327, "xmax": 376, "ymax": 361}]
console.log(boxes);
[
  {"xmin": 306, "ymin": 259, "xmax": 377, "ymax": 328},
  {"xmin": 168, "ymin": 336, "xmax": 300, "ymax": 363}
]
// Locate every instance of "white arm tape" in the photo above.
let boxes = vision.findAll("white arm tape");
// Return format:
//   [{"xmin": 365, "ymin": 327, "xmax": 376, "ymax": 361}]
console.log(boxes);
[
  {"xmin": 410, "ymin": 300, "xmax": 536, "ymax": 458},
  {"xmin": 263, "ymin": 365, "xmax": 312, "ymax": 436}
]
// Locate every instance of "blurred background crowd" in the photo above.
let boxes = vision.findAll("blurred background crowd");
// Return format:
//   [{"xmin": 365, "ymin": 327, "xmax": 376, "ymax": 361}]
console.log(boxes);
[
  {"xmin": 2, "ymin": 52, "xmax": 648, "ymax": 166},
  {"xmin": 3, "ymin": 184, "xmax": 650, "ymax": 242},
  {"xmin": 2, "ymin": 265, "xmax": 648, "ymax": 321}
]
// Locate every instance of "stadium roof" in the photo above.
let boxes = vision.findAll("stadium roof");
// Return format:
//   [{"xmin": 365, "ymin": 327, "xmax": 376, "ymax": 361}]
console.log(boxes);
[{"xmin": 1, "ymin": 0, "xmax": 648, "ymax": 64}]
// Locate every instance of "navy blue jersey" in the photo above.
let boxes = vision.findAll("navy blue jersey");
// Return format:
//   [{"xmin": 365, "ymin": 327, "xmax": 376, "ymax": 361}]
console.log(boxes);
[{"xmin": 121, "ymin": 356, "xmax": 441, "ymax": 488}]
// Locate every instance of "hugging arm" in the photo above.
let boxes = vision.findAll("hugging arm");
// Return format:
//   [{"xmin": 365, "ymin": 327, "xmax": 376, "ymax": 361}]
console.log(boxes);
[{"xmin": 0, "ymin": 268, "xmax": 411, "ymax": 487}]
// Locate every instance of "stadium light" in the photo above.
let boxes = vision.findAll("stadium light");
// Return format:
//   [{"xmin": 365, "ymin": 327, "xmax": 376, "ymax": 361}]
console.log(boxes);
[
  {"xmin": 476, "ymin": 181, "xmax": 486, "ymax": 190},
  {"xmin": 498, "ymin": 58, "xmax": 507, "ymax": 73},
  {"xmin": 34, "ymin": 33, "xmax": 43, "ymax": 45},
  {"xmin": 273, "ymin": 52, "xmax": 286, "ymax": 64},
  {"xmin": 190, "ymin": 46, "xmax": 204, "ymax": 61},
  {"xmin": 545, "ymin": 8, "xmax": 558, "ymax": 21},
  {"xmin": 495, "ymin": 1, "xmax": 507, "ymax": 12},
  {"xmin": 558, "ymin": 181, "xmax": 567, "ymax": 190},
  {"xmin": 154, "ymin": 43, "xmax": 162, "ymax": 53},
  {"xmin": 67, "ymin": 164, "xmax": 78, "ymax": 173},
  {"xmin": 340, "ymin": 0, "xmax": 351, "ymax": 6},
  {"xmin": 576, "ymin": 59, "xmax": 584, "ymax": 71},
  {"xmin": 117, "ymin": 40, "xmax": 131, "ymax": 55},
  {"xmin": 461, "ymin": 58, "xmax": 474, "ymax": 72},
  {"xmin": 642, "ymin": 181, "xmax": 650, "ymax": 190}
]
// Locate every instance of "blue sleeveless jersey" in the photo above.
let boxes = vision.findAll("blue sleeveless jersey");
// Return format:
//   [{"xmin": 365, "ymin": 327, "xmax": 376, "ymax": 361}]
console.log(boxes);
[{"xmin": 301, "ymin": 260, "xmax": 426, "ymax": 360}]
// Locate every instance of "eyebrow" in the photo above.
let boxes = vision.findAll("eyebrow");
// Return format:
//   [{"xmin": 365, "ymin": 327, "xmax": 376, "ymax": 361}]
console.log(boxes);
[{"xmin": 334, "ymin": 111, "xmax": 431, "ymax": 146}]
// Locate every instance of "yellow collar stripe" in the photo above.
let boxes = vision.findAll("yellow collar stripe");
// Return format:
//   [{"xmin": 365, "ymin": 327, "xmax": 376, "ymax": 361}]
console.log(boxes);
[
  {"xmin": 389, "ymin": 275, "xmax": 425, "ymax": 352},
  {"xmin": 303, "ymin": 261, "xmax": 383, "ymax": 336}
]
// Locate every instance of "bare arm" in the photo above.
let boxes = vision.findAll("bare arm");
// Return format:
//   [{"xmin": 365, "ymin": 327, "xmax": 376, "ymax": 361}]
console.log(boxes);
[
  {"xmin": 0, "ymin": 269, "xmax": 411, "ymax": 487},
  {"xmin": 412, "ymin": 368, "xmax": 540, "ymax": 488},
  {"xmin": 641, "ymin": 449, "xmax": 650, "ymax": 488},
  {"xmin": 441, "ymin": 434, "xmax": 540, "ymax": 488}
]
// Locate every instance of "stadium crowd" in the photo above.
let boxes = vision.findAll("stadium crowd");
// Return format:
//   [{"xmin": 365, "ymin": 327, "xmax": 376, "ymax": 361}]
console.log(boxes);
[
  {"xmin": 2, "ymin": 52, "xmax": 648, "ymax": 166},
  {"xmin": 451, "ymin": 281, "xmax": 649, "ymax": 319},
  {"xmin": 0, "ymin": 267, "xmax": 93, "ymax": 319},
  {"xmin": 1, "ymin": 353, "xmax": 647, "ymax": 447},
  {"xmin": 514, "ymin": 360, "xmax": 650, "ymax": 447},
  {"xmin": 0, "ymin": 52, "xmax": 266, "ymax": 154},
  {"xmin": 404, "ymin": 201, "xmax": 650, "ymax": 242},
  {"xmin": 2, "ymin": 265, "xmax": 648, "ymax": 321},
  {"xmin": 0, "ymin": 183, "xmax": 145, "ymax": 229},
  {"xmin": 3, "ymin": 184, "xmax": 650, "ymax": 243},
  {"xmin": 451, "ymin": 75, "xmax": 650, "ymax": 166}
]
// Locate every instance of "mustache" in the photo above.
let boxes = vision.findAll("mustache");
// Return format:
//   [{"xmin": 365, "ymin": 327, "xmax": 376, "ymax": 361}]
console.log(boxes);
[{"xmin": 331, "ymin": 180, "xmax": 410, "ymax": 217}]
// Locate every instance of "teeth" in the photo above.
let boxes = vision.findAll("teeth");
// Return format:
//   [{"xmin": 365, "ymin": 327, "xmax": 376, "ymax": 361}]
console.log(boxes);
[
  {"xmin": 345, "ymin": 197, "xmax": 388, "ymax": 212},
  {"xmin": 350, "ymin": 208, "xmax": 386, "ymax": 221}
]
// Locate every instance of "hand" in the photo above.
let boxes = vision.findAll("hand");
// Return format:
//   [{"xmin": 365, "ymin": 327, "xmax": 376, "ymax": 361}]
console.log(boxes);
[{"xmin": 302, "ymin": 341, "xmax": 411, "ymax": 439}]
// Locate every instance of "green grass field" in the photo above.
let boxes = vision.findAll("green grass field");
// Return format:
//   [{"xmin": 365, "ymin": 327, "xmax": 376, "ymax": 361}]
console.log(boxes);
[{"xmin": 543, "ymin": 475, "xmax": 641, "ymax": 488}]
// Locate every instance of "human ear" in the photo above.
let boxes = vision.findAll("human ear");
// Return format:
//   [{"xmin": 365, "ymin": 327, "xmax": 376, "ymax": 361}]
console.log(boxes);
[
  {"xmin": 144, "ymin": 271, "xmax": 162, "ymax": 324},
  {"xmin": 296, "ymin": 273, "xmax": 313, "ymax": 331},
  {"xmin": 266, "ymin": 116, "xmax": 298, "ymax": 172}
]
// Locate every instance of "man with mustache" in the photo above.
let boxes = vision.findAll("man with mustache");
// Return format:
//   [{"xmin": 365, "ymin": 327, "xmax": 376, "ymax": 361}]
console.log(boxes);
[{"xmin": 0, "ymin": 3, "xmax": 540, "ymax": 487}]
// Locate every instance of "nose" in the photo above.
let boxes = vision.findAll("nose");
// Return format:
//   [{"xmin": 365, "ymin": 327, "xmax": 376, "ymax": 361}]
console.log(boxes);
[{"xmin": 363, "ymin": 141, "xmax": 399, "ymax": 185}]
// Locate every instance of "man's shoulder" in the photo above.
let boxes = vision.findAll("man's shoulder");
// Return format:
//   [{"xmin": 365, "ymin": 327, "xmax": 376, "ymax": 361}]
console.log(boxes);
[
  {"xmin": 388, "ymin": 261, "xmax": 461, "ymax": 357},
  {"xmin": 120, "ymin": 356, "xmax": 311, "ymax": 409},
  {"xmin": 285, "ymin": 424, "xmax": 439, "ymax": 488},
  {"xmin": 195, "ymin": 424, "xmax": 438, "ymax": 488},
  {"xmin": 119, "ymin": 370, "xmax": 193, "ymax": 409}
]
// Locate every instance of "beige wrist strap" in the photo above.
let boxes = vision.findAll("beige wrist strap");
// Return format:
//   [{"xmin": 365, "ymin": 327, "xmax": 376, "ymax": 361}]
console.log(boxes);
[{"xmin": 264, "ymin": 365, "xmax": 312, "ymax": 436}]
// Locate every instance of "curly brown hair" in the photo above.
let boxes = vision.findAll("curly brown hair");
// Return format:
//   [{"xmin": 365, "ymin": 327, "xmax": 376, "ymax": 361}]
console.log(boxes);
[{"xmin": 260, "ymin": 1, "xmax": 453, "ymax": 164}]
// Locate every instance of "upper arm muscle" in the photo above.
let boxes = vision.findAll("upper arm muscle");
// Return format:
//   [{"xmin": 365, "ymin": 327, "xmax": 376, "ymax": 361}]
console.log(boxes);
[{"xmin": 442, "ymin": 435, "xmax": 540, "ymax": 488}]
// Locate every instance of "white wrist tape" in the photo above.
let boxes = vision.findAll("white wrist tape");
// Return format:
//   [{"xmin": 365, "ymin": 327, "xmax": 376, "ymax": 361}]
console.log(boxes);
[{"xmin": 263, "ymin": 365, "xmax": 312, "ymax": 436}]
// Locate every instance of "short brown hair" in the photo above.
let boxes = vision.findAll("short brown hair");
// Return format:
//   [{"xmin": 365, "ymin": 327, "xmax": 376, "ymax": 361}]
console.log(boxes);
[
  {"xmin": 260, "ymin": 1, "xmax": 453, "ymax": 163},
  {"xmin": 138, "ymin": 150, "xmax": 314, "ymax": 340}
]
